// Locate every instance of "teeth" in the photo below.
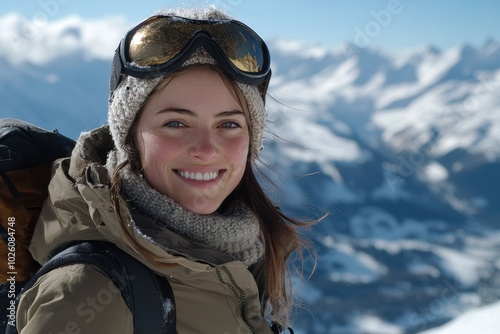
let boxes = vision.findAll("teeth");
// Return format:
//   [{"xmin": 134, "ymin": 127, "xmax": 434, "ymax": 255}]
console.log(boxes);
[{"xmin": 178, "ymin": 170, "xmax": 219, "ymax": 181}]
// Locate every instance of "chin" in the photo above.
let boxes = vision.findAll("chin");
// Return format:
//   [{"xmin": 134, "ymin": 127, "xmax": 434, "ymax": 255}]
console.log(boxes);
[{"xmin": 183, "ymin": 198, "xmax": 223, "ymax": 215}]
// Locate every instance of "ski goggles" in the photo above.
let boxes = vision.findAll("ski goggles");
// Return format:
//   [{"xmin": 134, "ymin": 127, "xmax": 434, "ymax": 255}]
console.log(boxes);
[{"xmin": 110, "ymin": 15, "xmax": 272, "ymax": 97}]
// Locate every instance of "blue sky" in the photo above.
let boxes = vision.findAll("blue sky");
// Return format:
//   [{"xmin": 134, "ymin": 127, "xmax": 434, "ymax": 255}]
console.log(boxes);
[{"xmin": 1, "ymin": 0, "xmax": 499, "ymax": 51}]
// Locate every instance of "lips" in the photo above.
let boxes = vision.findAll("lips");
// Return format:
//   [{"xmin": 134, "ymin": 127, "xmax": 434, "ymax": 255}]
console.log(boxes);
[{"xmin": 177, "ymin": 170, "xmax": 220, "ymax": 181}]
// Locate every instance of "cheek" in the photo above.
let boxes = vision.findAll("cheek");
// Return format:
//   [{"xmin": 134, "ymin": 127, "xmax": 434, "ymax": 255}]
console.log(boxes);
[
  {"xmin": 138, "ymin": 133, "xmax": 179, "ymax": 168},
  {"xmin": 227, "ymin": 136, "xmax": 250, "ymax": 166}
]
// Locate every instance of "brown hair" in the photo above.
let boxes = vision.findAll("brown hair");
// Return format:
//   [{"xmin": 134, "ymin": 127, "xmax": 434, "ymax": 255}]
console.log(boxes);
[{"xmin": 110, "ymin": 64, "xmax": 313, "ymax": 326}]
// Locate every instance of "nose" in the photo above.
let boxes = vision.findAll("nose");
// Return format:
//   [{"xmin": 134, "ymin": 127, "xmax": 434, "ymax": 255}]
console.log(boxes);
[{"xmin": 188, "ymin": 129, "xmax": 217, "ymax": 160}]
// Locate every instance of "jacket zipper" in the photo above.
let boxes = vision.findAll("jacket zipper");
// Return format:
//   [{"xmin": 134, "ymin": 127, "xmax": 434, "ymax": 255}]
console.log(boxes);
[{"xmin": 216, "ymin": 266, "xmax": 256, "ymax": 334}]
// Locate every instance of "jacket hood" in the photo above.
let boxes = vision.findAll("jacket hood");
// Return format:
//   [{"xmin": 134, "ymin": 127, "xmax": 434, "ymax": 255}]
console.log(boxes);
[{"xmin": 29, "ymin": 126, "xmax": 115, "ymax": 263}]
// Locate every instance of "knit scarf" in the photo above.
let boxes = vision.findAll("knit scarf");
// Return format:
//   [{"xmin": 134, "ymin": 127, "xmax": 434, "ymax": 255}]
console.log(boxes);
[{"xmin": 106, "ymin": 150, "xmax": 264, "ymax": 267}]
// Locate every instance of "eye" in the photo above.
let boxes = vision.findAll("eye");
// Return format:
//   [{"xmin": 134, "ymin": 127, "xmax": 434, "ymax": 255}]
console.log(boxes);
[
  {"xmin": 220, "ymin": 121, "xmax": 241, "ymax": 129},
  {"xmin": 163, "ymin": 121, "xmax": 185, "ymax": 128}
]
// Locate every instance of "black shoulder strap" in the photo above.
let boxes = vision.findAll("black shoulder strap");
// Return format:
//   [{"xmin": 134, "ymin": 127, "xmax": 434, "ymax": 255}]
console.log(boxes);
[
  {"xmin": 6, "ymin": 241, "xmax": 176, "ymax": 334},
  {"xmin": 270, "ymin": 323, "xmax": 295, "ymax": 334}
]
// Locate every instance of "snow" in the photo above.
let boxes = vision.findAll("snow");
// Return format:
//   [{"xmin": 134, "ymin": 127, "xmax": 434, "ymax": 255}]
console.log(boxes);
[
  {"xmin": 417, "ymin": 46, "xmax": 461, "ymax": 85},
  {"xmin": 354, "ymin": 314, "xmax": 403, "ymax": 334},
  {"xmin": 276, "ymin": 117, "xmax": 364, "ymax": 163},
  {"xmin": 295, "ymin": 308, "xmax": 406, "ymax": 334},
  {"xmin": 373, "ymin": 68, "xmax": 500, "ymax": 159},
  {"xmin": 271, "ymin": 39, "xmax": 331, "ymax": 59},
  {"xmin": 321, "ymin": 236, "xmax": 388, "ymax": 283},
  {"xmin": 163, "ymin": 300, "xmax": 174, "ymax": 322},
  {"xmin": 421, "ymin": 162, "xmax": 448, "ymax": 182},
  {"xmin": 434, "ymin": 247, "xmax": 488, "ymax": 286},
  {"xmin": 349, "ymin": 207, "xmax": 448, "ymax": 240},
  {"xmin": 418, "ymin": 301, "xmax": 500, "ymax": 334},
  {"xmin": 271, "ymin": 37, "xmax": 500, "ymax": 174},
  {"xmin": 407, "ymin": 262, "xmax": 440, "ymax": 278}
]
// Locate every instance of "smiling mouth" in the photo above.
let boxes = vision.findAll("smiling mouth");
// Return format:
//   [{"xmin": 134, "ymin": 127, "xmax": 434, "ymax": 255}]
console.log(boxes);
[{"xmin": 176, "ymin": 170, "xmax": 221, "ymax": 181}]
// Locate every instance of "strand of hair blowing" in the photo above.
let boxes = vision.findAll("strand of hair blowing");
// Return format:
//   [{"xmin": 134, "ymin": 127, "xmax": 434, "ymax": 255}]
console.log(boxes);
[{"xmin": 237, "ymin": 160, "xmax": 310, "ymax": 325}]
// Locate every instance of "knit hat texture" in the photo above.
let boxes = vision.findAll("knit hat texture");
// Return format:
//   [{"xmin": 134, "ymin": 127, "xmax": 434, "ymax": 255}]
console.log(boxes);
[{"xmin": 108, "ymin": 7, "xmax": 266, "ymax": 164}]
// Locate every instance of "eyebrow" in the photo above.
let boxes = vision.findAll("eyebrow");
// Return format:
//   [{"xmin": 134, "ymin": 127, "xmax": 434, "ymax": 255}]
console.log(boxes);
[
  {"xmin": 156, "ymin": 109, "xmax": 245, "ymax": 118},
  {"xmin": 156, "ymin": 108, "xmax": 195, "ymax": 116},
  {"xmin": 215, "ymin": 110, "xmax": 245, "ymax": 118}
]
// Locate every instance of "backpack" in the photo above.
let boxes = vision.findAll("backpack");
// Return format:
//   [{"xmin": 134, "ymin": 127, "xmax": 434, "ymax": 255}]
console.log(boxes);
[{"xmin": 0, "ymin": 119, "xmax": 175, "ymax": 333}]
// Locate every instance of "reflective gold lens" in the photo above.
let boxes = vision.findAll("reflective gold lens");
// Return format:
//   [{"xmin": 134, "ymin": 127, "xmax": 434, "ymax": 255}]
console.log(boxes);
[
  {"xmin": 230, "ymin": 53, "xmax": 259, "ymax": 72},
  {"xmin": 211, "ymin": 24, "xmax": 262, "ymax": 72},
  {"xmin": 129, "ymin": 19, "xmax": 186, "ymax": 66},
  {"xmin": 128, "ymin": 17, "xmax": 264, "ymax": 72}
]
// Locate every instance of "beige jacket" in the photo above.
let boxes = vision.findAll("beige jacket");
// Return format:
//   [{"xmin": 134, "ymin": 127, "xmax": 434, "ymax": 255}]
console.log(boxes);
[{"xmin": 16, "ymin": 127, "xmax": 273, "ymax": 334}]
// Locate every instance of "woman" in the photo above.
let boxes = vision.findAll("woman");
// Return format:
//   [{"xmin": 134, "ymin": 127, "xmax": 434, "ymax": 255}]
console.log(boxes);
[{"xmin": 16, "ymin": 6, "xmax": 311, "ymax": 334}]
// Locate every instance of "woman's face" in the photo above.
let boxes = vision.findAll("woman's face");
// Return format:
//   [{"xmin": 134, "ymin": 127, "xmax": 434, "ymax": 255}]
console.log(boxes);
[{"xmin": 135, "ymin": 68, "xmax": 250, "ymax": 214}]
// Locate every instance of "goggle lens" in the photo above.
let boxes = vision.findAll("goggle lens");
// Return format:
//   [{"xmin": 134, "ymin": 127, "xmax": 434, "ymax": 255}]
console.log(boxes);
[{"xmin": 126, "ymin": 16, "xmax": 266, "ymax": 74}]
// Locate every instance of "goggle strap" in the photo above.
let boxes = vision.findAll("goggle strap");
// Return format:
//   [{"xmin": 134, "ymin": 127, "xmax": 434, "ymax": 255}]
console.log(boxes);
[{"xmin": 109, "ymin": 46, "xmax": 124, "ymax": 103}]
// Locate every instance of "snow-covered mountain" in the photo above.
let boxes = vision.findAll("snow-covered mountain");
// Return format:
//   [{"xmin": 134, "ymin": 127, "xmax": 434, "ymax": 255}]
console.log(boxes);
[
  {"xmin": 265, "ymin": 38, "xmax": 500, "ymax": 334},
  {"xmin": 1, "ymin": 14, "xmax": 499, "ymax": 334}
]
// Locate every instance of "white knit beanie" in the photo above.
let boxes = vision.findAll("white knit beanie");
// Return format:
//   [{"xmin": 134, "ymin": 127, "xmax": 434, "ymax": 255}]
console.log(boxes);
[{"xmin": 108, "ymin": 7, "xmax": 266, "ymax": 165}]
